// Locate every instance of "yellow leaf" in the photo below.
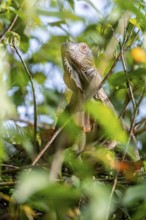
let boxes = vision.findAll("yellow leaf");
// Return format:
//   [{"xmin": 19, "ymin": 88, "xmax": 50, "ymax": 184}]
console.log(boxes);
[{"xmin": 129, "ymin": 18, "xmax": 141, "ymax": 29}]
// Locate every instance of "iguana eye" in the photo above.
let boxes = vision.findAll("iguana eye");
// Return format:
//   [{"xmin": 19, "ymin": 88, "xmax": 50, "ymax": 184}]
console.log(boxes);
[{"xmin": 79, "ymin": 43, "xmax": 88, "ymax": 53}]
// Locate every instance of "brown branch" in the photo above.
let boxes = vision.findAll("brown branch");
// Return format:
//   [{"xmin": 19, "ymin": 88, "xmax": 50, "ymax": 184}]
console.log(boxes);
[
  {"xmin": 0, "ymin": 181, "xmax": 16, "ymax": 187},
  {"xmin": 31, "ymin": 127, "xmax": 64, "ymax": 166},
  {"xmin": 0, "ymin": 14, "xmax": 18, "ymax": 42},
  {"xmin": 119, "ymin": 98, "xmax": 130, "ymax": 118},
  {"xmin": 31, "ymin": 119, "xmax": 71, "ymax": 166},
  {"xmin": 105, "ymin": 26, "xmax": 142, "ymax": 220},
  {"xmin": 96, "ymin": 52, "xmax": 121, "ymax": 92},
  {"xmin": 129, "ymin": 89, "xmax": 145, "ymax": 139}
]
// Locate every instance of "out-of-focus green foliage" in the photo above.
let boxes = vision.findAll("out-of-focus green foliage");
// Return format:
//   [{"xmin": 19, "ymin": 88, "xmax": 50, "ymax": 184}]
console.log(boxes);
[{"xmin": 1, "ymin": 0, "xmax": 146, "ymax": 219}]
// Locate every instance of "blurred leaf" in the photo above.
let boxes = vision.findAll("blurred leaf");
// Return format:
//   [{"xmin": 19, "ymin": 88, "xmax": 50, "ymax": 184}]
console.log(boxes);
[
  {"xmin": 68, "ymin": 0, "xmax": 75, "ymax": 10},
  {"xmin": 32, "ymin": 36, "xmax": 66, "ymax": 65},
  {"xmin": 2, "ymin": 121, "xmax": 34, "ymax": 156},
  {"xmin": 0, "ymin": 139, "xmax": 7, "ymax": 162},
  {"xmin": 109, "ymin": 71, "xmax": 126, "ymax": 89},
  {"xmin": 0, "ymin": 48, "xmax": 16, "ymax": 120},
  {"xmin": 13, "ymin": 170, "xmax": 51, "ymax": 203},
  {"xmin": 109, "ymin": 68, "xmax": 146, "ymax": 89},
  {"xmin": 13, "ymin": 169, "xmax": 80, "ymax": 204},
  {"xmin": 81, "ymin": 181, "xmax": 113, "ymax": 220},
  {"xmin": 83, "ymin": 148, "xmax": 116, "ymax": 169},
  {"xmin": 38, "ymin": 9, "xmax": 83, "ymax": 21},
  {"xmin": 64, "ymin": 148, "xmax": 93, "ymax": 178},
  {"xmin": 123, "ymin": 182, "xmax": 146, "ymax": 206},
  {"xmin": 33, "ymin": 72, "xmax": 46, "ymax": 84},
  {"xmin": 115, "ymin": 0, "xmax": 146, "ymax": 30},
  {"xmin": 85, "ymin": 101, "xmax": 128, "ymax": 143},
  {"xmin": 4, "ymin": 31, "xmax": 20, "ymax": 47},
  {"xmin": 129, "ymin": 18, "xmax": 141, "ymax": 29},
  {"xmin": 48, "ymin": 20, "xmax": 65, "ymax": 27},
  {"xmin": 11, "ymin": 63, "xmax": 29, "ymax": 87}
]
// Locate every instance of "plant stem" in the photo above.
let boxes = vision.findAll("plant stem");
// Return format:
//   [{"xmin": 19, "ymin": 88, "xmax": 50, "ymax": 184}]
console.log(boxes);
[{"xmin": 13, "ymin": 45, "xmax": 38, "ymax": 151}]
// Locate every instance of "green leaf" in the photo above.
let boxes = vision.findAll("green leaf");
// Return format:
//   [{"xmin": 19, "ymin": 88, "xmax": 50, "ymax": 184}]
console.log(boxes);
[
  {"xmin": 109, "ymin": 71, "xmax": 126, "ymax": 89},
  {"xmin": 13, "ymin": 170, "xmax": 51, "ymax": 203},
  {"xmin": 68, "ymin": 0, "xmax": 75, "ymax": 10},
  {"xmin": 48, "ymin": 20, "xmax": 65, "ymax": 27},
  {"xmin": 37, "ymin": 9, "xmax": 83, "ymax": 21},
  {"xmin": 85, "ymin": 101, "xmax": 128, "ymax": 143},
  {"xmin": 115, "ymin": 0, "xmax": 146, "ymax": 30},
  {"xmin": 13, "ymin": 169, "xmax": 80, "ymax": 204},
  {"xmin": 81, "ymin": 181, "xmax": 113, "ymax": 220},
  {"xmin": 129, "ymin": 18, "xmax": 141, "ymax": 29},
  {"xmin": 33, "ymin": 72, "xmax": 46, "ymax": 84},
  {"xmin": 0, "ymin": 139, "xmax": 7, "ymax": 162},
  {"xmin": 123, "ymin": 182, "xmax": 146, "ymax": 206},
  {"xmin": 109, "ymin": 69, "xmax": 146, "ymax": 90}
]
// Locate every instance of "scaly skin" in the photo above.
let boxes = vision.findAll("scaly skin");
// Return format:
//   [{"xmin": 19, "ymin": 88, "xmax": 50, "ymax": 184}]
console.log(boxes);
[
  {"xmin": 48, "ymin": 42, "xmax": 117, "ymax": 155},
  {"xmin": 49, "ymin": 41, "xmax": 140, "ymax": 159},
  {"xmin": 61, "ymin": 42, "xmax": 141, "ymax": 158},
  {"xmin": 61, "ymin": 41, "xmax": 115, "ymax": 110}
]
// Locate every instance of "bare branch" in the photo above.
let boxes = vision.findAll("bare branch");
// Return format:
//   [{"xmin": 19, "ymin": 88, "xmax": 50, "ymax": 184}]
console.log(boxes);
[
  {"xmin": 12, "ymin": 44, "xmax": 38, "ymax": 151},
  {"xmin": 0, "ymin": 14, "xmax": 18, "ymax": 42}
]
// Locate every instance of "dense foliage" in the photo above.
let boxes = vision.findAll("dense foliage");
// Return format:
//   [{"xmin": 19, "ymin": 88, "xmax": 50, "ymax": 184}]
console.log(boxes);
[{"xmin": 1, "ymin": 0, "xmax": 146, "ymax": 219}]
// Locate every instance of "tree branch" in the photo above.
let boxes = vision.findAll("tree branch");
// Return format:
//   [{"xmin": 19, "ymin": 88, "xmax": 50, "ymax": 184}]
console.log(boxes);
[
  {"xmin": 12, "ymin": 44, "xmax": 38, "ymax": 151},
  {"xmin": 0, "ymin": 14, "xmax": 18, "ymax": 42}
]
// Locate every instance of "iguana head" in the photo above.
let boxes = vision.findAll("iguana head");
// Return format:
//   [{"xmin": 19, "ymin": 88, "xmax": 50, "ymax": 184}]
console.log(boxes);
[{"xmin": 61, "ymin": 42, "xmax": 96, "ymax": 92}]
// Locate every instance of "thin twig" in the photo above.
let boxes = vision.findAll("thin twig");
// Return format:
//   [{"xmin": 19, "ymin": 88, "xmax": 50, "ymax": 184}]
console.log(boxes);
[
  {"xmin": 31, "ymin": 119, "xmax": 70, "ymax": 166},
  {"xmin": 105, "ymin": 171, "xmax": 118, "ymax": 220},
  {"xmin": 12, "ymin": 44, "xmax": 38, "ymax": 150},
  {"xmin": 0, "ymin": 14, "xmax": 18, "ymax": 42},
  {"xmin": 122, "ymin": 89, "xmax": 145, "ymax": 159},
  {"xmin": 121, "ymin": 48, "xmax": 136, "ymax": 108},
  {"xmin": 96, "ymin": 53, "xmax": 121, "ymax": 92},
  {"xmin": 135, "ymin": 118, "xmax": 146, "ymax": 128},
  {"xmin": 0, "ymin": 181, "xmax": 16, "ymax": 187},
  {"xmin": 105, "ymin": 26, "xmax": 142, "ymax": 219},
  {"xmin": 125, "ymin": 29, "xmax": 141, "ymax": 51},
  {"xmin": 135, "ymin": 125, "xmax": 146, "ymax": 136},
  {"xmin": 106, "ymin": 89, "xmax": 145, "ymax": 220},
  {"xmin": 129, "ymin": 90, "xmax": 145, "ymax": 136},
  {"xmin": 119, "ymin": 98, "xmax": 130, "ymax": 118}
]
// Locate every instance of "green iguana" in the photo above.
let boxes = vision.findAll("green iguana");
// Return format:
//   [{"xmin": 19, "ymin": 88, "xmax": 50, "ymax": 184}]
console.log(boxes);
[
  {"xmin": 48, "ymin": 41, "xmax": 118, "ymax": 155},
  {"xmin": 62, "ymin": 41, "xmax": 114, "ymax": 108}
]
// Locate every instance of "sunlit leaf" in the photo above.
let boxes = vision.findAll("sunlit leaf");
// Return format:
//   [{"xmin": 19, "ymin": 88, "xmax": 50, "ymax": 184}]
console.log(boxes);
[
  {"xmin": 0, "ymin": 48, "xmax": 15, "ymax": 119},
  {"xmin": 0, "ymin": 139, "xmax": 7, "ymax": 162},
  {"xmin": 81, "ymin": 181, "xmax": 113, "ymax": 220},
  {"xmin": 129, "ymin": 18, "xmax": 141, "ymax": 29},
  {"xmin": 83, "ymin": 148, "xmax": 116, "ymax": 169},
  {"xmin": 13, "ymin": 170, "xmax": 50, "ymax": 203},
  {"xmin": 13, "ymin": 169, "xmax": 80, "ymax": 205},
  {"xmin": 85, "ymin": 101, "xmax": 128, "ymax": 143},
  {"xmin": 37, "ymin": 9, "xmax": 83, "ymax": 21}
]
